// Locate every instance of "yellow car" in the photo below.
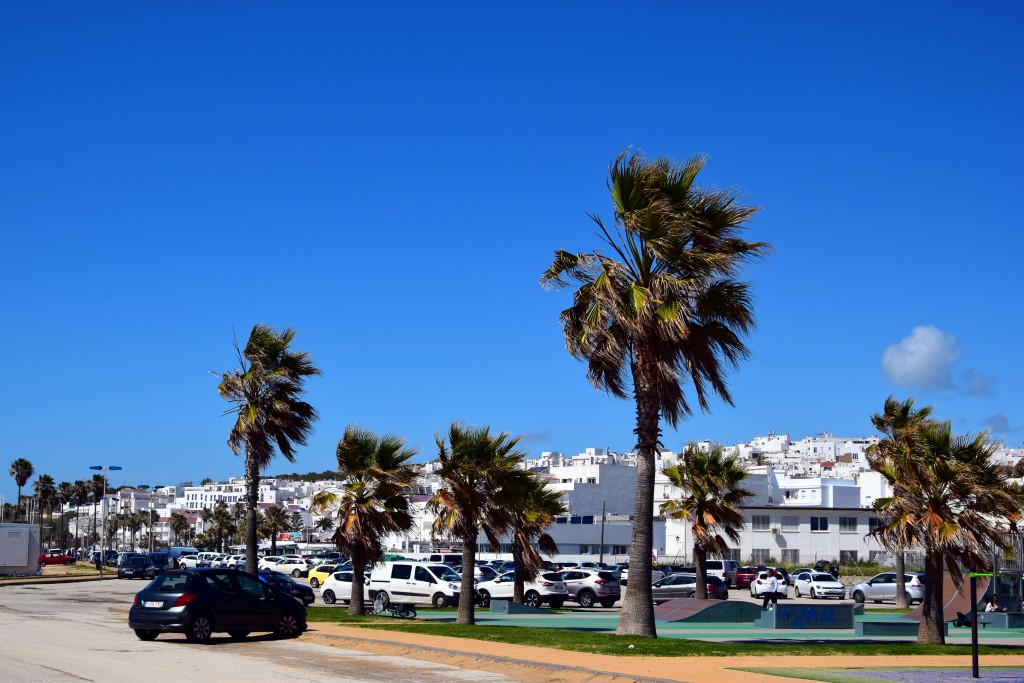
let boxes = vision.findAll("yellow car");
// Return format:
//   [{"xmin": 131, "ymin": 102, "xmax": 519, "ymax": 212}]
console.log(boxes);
[{"xmin": 307, "ymin": 563, "xmax": 341, "ymax": 588}]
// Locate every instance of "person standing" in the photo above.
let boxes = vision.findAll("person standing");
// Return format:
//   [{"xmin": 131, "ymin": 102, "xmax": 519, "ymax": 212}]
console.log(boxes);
[{"xmin": 762, "ymin": 568, "xmax": 779, "ymax": 610}]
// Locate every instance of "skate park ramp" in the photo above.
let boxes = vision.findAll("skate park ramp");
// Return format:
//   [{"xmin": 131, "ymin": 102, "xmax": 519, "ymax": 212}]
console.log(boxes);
[
  {"xmin": 905, "ymin": 572, "xmax": 988, "ymax": 622},
  {"xmin": 654, "ymin": 598, "xmax": 763, "ymax": 623}
]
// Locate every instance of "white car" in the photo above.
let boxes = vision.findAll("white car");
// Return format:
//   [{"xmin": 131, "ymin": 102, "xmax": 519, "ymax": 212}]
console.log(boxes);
[
  {"xmin": 320, "ymin": 570, "xmax": 355, "ymax": 605},
  {"xmin": 617, "ymin": 565, "xmax": 665, "ymax": 586},
  {"xmin": 793, "ymin": 571, "xmax": 846, "ymax": 599},
  {"xmin": 257, "ymin": 556, "xmax": 283, "ymax": 571},
  {"xmin": 750, "ymin": 570, "xmax": 789, "ymax": 598},
  {"xmin": 274, "ymin": 557, "xmax": 311, "ymax": 578},
  {"xmin": 475, "ymin": 571, "xmax": 569, "ymax": 608},
  {"xmin": 176, "ymin": 554, "xmax": 200, "ymax": 569}
]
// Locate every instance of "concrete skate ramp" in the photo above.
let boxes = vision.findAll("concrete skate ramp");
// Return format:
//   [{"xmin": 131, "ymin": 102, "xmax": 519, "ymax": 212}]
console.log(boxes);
[
  {"xmin": 905, "ymin": 572, "xmax": 988, "ymax": 622},
  {"xmin": 654, "ymin": 598, "xmax": 764, "ymax": 623}
]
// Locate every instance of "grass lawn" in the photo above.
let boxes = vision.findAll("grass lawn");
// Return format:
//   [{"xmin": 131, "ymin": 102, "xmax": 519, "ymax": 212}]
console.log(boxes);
[{"xmin": 305, "ymin": 608, "xmax": 1015, "ymax": 658}]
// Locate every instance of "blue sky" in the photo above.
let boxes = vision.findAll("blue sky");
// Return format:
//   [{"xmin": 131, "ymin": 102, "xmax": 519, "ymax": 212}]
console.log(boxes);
[{"xmin": 2, "ymin": 2, "xmax": 1021, "ymax": 503}]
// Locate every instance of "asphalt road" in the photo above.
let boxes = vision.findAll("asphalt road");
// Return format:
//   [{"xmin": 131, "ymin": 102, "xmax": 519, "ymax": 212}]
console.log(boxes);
[{"xmin": 0, "ymin": 580, "xmax": 515, "ymax": 683}]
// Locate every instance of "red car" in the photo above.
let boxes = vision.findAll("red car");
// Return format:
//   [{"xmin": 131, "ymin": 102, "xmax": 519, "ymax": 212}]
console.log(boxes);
[
  {"xmin": 735, "ymin": 565, "xmax": 764, "ymax": 589},
  {"xmin": 38, "ymin": 550, "xmax": 75, "ymax": 565}
]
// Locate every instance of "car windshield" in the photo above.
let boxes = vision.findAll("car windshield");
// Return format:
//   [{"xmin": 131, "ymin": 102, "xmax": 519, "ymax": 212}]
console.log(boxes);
[
  {"xmin": 429, "ymin": 565, "xmax": 461, "ymax": 581},
  {"xmin": 811, "ymin": 573, "xmax": 835, "ymax": 581}
]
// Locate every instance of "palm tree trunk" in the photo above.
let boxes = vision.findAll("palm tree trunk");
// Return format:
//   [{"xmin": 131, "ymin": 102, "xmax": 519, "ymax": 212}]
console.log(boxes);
[
  {"xmin": 894, "ymin": 548, "xmax": 908, "ymax": 609},
  {"xmin": 15, "ymin": 487, "xmax": 21, "ymax": 522},
  {"xmin": 617, "ymin": 358, "xmax": 659, "ymax": 638},
  {"xmin": 457, "ymin": 534, "xmax": 477, "ymax": 625},
  {"xmin": 917, "ymin": 548, "xmax": 945, "ymax": 644},
  {"xmin": 512, "ymin": 540, "xmax": 525, "ymax": 604},
  {"xmin": 350, "ymin": 556, "xmax": 368, "ymax": 615},
  {"xmin": 694, "ymin": 546, "xmax": 708, "ymax": 600},
  {"xmin": 244, "ymin": 454, "xmax": 260, "ymax": 575}
]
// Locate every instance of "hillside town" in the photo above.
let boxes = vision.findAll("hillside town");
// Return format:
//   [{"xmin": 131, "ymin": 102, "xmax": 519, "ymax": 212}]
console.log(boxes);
[{"xmin": 35, "ymin": 431, "xmax": 1024, "ymax": 569}]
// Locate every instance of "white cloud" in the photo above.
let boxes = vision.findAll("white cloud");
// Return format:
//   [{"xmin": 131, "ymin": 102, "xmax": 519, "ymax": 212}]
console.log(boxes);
[
  {"xmin": 961, "ymin": 369, "xmax": 996, "ymax": 396},
  {"xmin": 881, "ymin": 325, "xmax": 960, "ymax": 391}
]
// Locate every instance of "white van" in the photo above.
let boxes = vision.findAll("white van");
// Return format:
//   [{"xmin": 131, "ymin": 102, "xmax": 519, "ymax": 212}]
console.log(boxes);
[
  {"xmin": 704, "ymin": 560, "xmax": 740, "ymax": 587},
  {"xmin": 369, "ymin": 561, "xmax": 464, "ymax": 608}
]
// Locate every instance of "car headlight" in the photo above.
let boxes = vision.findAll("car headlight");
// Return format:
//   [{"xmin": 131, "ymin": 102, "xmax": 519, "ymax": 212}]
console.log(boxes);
[{"xmin": 448, "ymin": 583, "xmax": 459, "ymax": 591}]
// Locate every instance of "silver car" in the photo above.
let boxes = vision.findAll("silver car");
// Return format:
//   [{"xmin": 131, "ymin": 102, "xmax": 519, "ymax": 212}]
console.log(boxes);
[
  {"xmin": 559, "ymin": 569, "xmax": 621, "ymax": 608},
  {"xmin": 850, "ymin": 572, "xmax": 925, "ymax": 605}
]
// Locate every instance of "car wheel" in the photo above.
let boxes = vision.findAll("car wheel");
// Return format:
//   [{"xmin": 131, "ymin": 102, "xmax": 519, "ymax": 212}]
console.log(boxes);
[
  {"xmin": 810, "ymin": 589, "xmax": 817, "ymax": 599},
  {"xmin": 185, "ymin": 613, "xmax": 214, "ymax": 643},
  {"xmin": 227, "ymin": 631, "xmax": 249, "ymax": 640},
  {"xmin": 795, "ymin": 587, "xmax": 801, "ymax": 597},
  {"xmin": 292, "ymin": 569, "xmax": 302, "ymax": 578},
  {"xmin": 852, "ymin": 590, "xmax": 865, "ymax": 604},
  {"xmin": 578, "ymin": 590, "xmax": 596, "ymax": 608},
  {"xmin": 322, "ymin": 590, "xmax": 336, "ymax": 604},
  {"xmin": 524, "ymin": 590, "xmax": 541, "ymax": 608},
  {"xmin": 599, "ymin": 598, "xmax": 616, "ymax": 608},
  {"xmin": 478, "ymin": 590, "xmax": 491, "ymax": 608},
  {"xmin": 134, "ymin": 629, "xmax": 158, "ymax": 641},
  {"xmin": 750, "ymin": 588, "xmax": 756, "ymax": 598},
  {"xmin": 905, "ymin": 591, "xmax": 914, "ymax": 605},
  {"xmin": 275, "ymin": 611, "xmax": 303, "ymax": 639},
  {"xmin": 432, "ymin": 592, "xmax": 448, "ymax": 609},
  {"xmin": 310, "ymin": 577, "xmax": 319, "ymax": 588}
]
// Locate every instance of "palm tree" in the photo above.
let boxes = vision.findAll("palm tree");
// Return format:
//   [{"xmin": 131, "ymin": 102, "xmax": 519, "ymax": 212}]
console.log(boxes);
[
  {"xmin": 169, "ymin": 512, "xmax": 190, "ymax": 545},
  {"xmin": 311, "ymin": 425, "xmax": 418, "ymax": 615},
  {"xmin": 210, "ymin": 501, "xmax": 236, "ymax": 552},
  {"xmin": 314, "ymin": 516, "xmax": 335, "ymax": 536},
  {"xmin": 72, "ymin": 480, "xmax": 91, "ymax": 550},
  {"xmin": 89, "ymin": 474, "xmax": 105, "ymax": 547},
  {"xmin": 871, "ymin": 417, "xmax": 1024, "ymax": 644},
  {"xmin": 218, "ymin": 323, "xmax": 321, "ymax": 574},
  {"xmin": 56, "ymin": 482, "xmax": 74, "ymax": 549},
  {"xmin": 541, "ymin": 150, "xmax": 770, "ymax": 637},
  {"xmin": 867, "ymin": 396, "xmax": 934, "ymax": 609},
  {"xmin": 505, "ymin": 472, "xmax": 566, "ymax": 604},
  {"xmin": 8, "ymin": 458, "xmax": 34, "ymax": 522},
  {"xmin": 661, "ymin": 447, "xmax": 752, "ymax": 598},
  {"xmin": 261, "ymin": 505, "xmax": 291, "ymax": 556},
  {"xmin": 34, "ymin": 474, "xmax": 56, "ymax": 531},
  {"xmin": 429, "ymin": 422, "xmax": 525, "ymax": 625}
]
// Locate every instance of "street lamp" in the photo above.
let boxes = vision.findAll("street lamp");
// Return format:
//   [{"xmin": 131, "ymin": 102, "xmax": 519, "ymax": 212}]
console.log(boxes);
[
  {"xmin": 89, "ymin": 465, "xmax": 122, "ymax": 576},
  {"xmin": 138, "ymin": 485, "xmax": 162, "ymax": 553}
]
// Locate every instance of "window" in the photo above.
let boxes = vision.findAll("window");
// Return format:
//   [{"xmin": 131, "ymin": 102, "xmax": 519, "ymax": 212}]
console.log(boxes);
[
  {"xmin": 729, "ymin": 548, "xmax": 741, "ymax": 562},
  {"xmin": 751, "ymin": 515, "xmax": 770, "ymax": 531},
  {"xmin": 839, "ymin": 517, "xmax": 857, "ymax": 533},
  {"xmin": 868, "ymin": 517, "xmax": 882, "ymax": 532},
  {"xmin": 810, "ymin": 516, "xmax": 829, "ymax": 531},
  {"xmin": 781, "ymin": 549, "xmax": 800, "ymax": 563},
  {"xmin": 415, "ymin": 567, "xmax": 432, "ymax": 582},
  {"xmin": 391, "ymin": 564, "xmax": 412, "ymax": 580},
  {"xmin": 781, "ymin": 515, "xmax": 800, "ymax": 532},
  {"xmin": 839, "ymin": 550, "xmax": 858, "ymax": 564},
  {"xmin": 752, "ymin": 549, "xmax": 771, "ymax": 563}
]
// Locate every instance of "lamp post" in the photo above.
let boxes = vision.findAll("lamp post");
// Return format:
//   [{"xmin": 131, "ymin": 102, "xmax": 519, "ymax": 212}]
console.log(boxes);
[{"xmin": 89, "ymin": 465, "xmax": 122, "ymax": 577}]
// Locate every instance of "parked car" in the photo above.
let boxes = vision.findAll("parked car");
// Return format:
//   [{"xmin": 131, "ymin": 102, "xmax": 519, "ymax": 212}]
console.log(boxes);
[
  {"xmin": 703, "ymin": 560, "xmax": 739, "ymax": 588},
  {"xmin": 750, "ymin": 570, "xmax": 789, "ymax": 598},
  {"xmin": 320, "ymin": 570, "xmax": 355, "ymax": 605},
  {"xmin": 117, "ymin": 552, "xmax": 141, "ymax": 567},
  {"xmin": 38, "ymin": 550, "xmax": 75, "ymax": 565},
  {"xmin": 651, "ymin": 574, "xmax": 728, "ymax": 602},
  {"xmin": 558, "ymin": 569, "xmax": 621, "ymax": 608},
  {"xmin": 735, "ymin": 565, "xmax": 763, "ymax": 590},
  {"xmin": 475, "ymin": 571, "xmax": 568, "ymax": 608},
  {"xmin": 257, "ymin": 556, "xmax": 283, "ymax": 571},
  {"xmin": 196, "ymin": 552, "xmax": 221, "ymax": 568},
  {"xmin": 792, "ymin": 571, "xmax": 846, "ymax": 599},
  {"xmin": 167, "ymin": 546, "xmax": 200, "ymax": 568},
  {"xmin": 176, "ymin": 554, "xmax": 200, "ymax": 569},
  {"xmin": 850, "ymin": 572, "xmax": 925, "ymax": 605},
  {"xmin": 258, "ymin": 570, "xmax": 316, "ymax": 606},
  {"xmin": 273, "ymin": 557, "xmax": 311, "ymax": 578},
  {"xmin": 615, "ymin": 564, "xmax": 665, "ymax": 586},
  {"xmin": 147, "ymin": 552, "xmax": 173, "ymax": 574},
  {"xmin": 369, "ymin": 561, "xmax": 463, "ymax": 608},
  {"xmin": 118, "ymin": 556, "xmax": 157, "ymax": 580},
  {"xmin": 307, "ymin": 564, "xmax": 340, "ymax": 588},
  {"xmin": 128, "ymin": 568, "xmax": 306, "ymax": 642}
]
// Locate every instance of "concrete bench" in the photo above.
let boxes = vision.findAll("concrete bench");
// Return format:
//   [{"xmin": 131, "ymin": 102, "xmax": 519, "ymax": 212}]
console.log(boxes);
[
  {"xmin": 755, "ymin": 603, "xmax": 855, "ymax": 629},
  {"xmin": 856, "ymin": 621, "xmax": 947, "ymax": 636},
  {"xmin": 489, "ymin": 600, "xmax": 542, "ymax": 615},
  {"xmin": 974, "ymin": 612, "xmax": 1024, "ymax": 629}
]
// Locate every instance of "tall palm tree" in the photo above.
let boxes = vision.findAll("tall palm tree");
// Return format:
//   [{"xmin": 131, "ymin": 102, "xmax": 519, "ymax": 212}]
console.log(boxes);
[
  {"xmin": 867, "ymin": 396, "xmax": 934, "ymax": 609},
  {"xmin": 429, "ymin": 422, "xmax": 525, "ymax": 625},
  {"xmin": 210, "ymin": 501, "xmax": 236, "ymax": 552},
  {"xmin": 169, "ymin": 512, "xmax": 190, "ymax": 545},
  {"xmin": 661, "ymin": 447, "xmax": 752, "ymax": 598},
  {"xmin": 871, "ymin": 418, "xmax": 1024, "ymax": 644},
  {"xmin": 311, "ymin": 425, "xmax": 418, "ymax": 615},
  {"xmin": 314, "ymin": 516, "xmax": 335, "ymax": 536},
  {"xmin": 261, "ymin": 505, "xmax": 291, "ymax": 556},
  {"xmin": 218, "ymin": 323, "xmax": 321, "ymax": 574},
  {"xmin": 34, "ymin": 474, "xmax": 56, "ymax": 530},
  {"xmin": 72, "ymin": 480, "xmax": 91, "ymax": 550},
  {"xmin": 8, "ymin": 458, "xmax": 34, "ymax": 522},
  {"xmin": 506, "ymin": 472, "xmax": 566, "ymax": 605},
  {"xmin": 56, "ymin": 482, "xmax": 74, "ymax": 549},
  {"xmin": 89, "ymin": 474, "xmax": 105, "ymax": 547},
  {"xmin": 541, "ymin": 150, "xmax": 770, "ymax": 637}
]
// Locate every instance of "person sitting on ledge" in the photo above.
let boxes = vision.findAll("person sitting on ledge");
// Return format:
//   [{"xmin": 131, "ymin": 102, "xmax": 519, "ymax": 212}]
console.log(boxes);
[{"xmin": 984, "ymin": 595, "xmax": 1007, "ymax": 613}]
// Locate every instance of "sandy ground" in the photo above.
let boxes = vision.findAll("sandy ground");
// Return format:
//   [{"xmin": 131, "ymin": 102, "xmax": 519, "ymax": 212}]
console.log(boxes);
[{"xmin": 304, "ymin": 622, "xmax": 1024, "ymax": 683}]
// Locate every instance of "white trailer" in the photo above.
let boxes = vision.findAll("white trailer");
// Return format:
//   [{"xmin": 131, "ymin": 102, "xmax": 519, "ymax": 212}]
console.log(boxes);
[{"xmin": 0, "ymin": 523, "xmax": 42, "ymax": 575}]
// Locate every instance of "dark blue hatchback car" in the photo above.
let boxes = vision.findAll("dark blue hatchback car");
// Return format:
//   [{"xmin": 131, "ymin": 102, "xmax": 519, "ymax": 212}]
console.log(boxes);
[{"xmin": 128, "ymin": 569, "xmax": 306, "ymax": 642}]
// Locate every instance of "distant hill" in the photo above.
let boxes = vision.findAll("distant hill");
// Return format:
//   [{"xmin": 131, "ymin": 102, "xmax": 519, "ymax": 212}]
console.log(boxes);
[{"xmin": 270, "ymin": 469, "xmax": 339, "ymax": 483}]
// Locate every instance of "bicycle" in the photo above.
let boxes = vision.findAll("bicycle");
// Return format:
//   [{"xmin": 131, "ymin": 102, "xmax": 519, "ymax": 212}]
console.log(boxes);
[{"xmin": 372, "ymin": 593, "xmax": 417, "ymax": 619}]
